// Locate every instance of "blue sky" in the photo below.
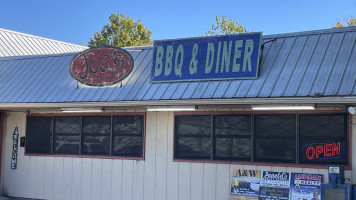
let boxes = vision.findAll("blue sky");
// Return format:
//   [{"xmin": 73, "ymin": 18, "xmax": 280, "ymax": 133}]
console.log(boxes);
[{"xmin": 1, "ymin": 0, "xmax": 355, "ymax": 46}]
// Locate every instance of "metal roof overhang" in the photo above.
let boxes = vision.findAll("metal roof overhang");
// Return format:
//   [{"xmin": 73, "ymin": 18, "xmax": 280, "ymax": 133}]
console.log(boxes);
[
  {"xmin": 2, "ymin": 27, "xmax": 356, "ymax": 104},
  {"xmin": 0, "ymin": 96, "xmax": 354, "ymax": 110}
]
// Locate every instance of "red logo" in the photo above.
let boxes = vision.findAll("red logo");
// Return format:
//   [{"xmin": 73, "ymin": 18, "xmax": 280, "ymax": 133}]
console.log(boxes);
[{"xmin": 70, "ymin": 47, "xmax": 134, "ymax": 86}]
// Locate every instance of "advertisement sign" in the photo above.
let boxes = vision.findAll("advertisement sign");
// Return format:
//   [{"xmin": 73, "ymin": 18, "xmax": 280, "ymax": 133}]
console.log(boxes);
[
  {"xmin": 259, "ymin": 171, "xmax": 291, "ymax": 200},
  {"xmin": 151, "ymin": 33, "xmax": 262, "ymax": 82},
  {"xmin": 230, "ymin": 169, "xmax": 261, "ymax": 200},
  {"xmin": 70, "ymin": 46, "xmax": 134, "ymax": 86},
  {"xmin": 290, "ymin": 173, "xmax": 323, "ymax": 200},
  {"xmin": 229, "ymin": 169, "xmax": 323, "ymax": 200},
  {"xmin": 258, "ymin": 186, "xmax": 289, "ymax": 200},
  {"xmin": 260, "ymin": 171, "xmax": 291, "ymax": 188}
]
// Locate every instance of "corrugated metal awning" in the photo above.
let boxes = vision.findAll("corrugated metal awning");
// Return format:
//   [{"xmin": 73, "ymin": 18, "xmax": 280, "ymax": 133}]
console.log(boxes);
[
  {"xmin": 1, "ymin": 27, "xmax": 356, "ymax": 105},
  {"xmin": 0, "ymin": 28, "xmax": 87, "ymax": 57}
]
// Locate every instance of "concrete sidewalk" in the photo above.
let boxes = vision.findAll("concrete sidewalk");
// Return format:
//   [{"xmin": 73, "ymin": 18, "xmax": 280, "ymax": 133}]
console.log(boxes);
[{"xmin": 0, "ymin": 197, "xmax": 34, "ymax": 200}]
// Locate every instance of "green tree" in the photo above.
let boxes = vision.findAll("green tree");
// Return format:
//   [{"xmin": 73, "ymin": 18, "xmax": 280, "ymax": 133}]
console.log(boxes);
[
  {"xmin": 206, "ymin": 16, "xmax": 249, "ymax": 36},
  {"xmin": 88, "ymin": 13, "xmax": 152, "ymax": 47},
  {"xmin": 333, "ymin": 17, "xmax": 356, "ymax": 28}
]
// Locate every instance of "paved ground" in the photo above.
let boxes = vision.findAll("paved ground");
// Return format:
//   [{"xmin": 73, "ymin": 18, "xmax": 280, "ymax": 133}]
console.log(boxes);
[{"xmin": 0, "ymin": 197, "xmax": 35, "ymax": 200}]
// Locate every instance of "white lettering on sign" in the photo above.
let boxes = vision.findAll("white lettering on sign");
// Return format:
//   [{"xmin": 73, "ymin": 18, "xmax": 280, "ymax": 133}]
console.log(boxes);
[{"xmin": 11, "ymin": 126, "xmax": 19, "ymax": 169}]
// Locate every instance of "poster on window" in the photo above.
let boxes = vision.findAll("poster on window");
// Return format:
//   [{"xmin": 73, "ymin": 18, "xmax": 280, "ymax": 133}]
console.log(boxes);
[
  {"xmin": 258, "ymin": 171, "xmax": 291, "ymax": 200},
  {"xmin": 290, "ymin": 173, "xmax": 323, "ymax": 200},
  {"xmin": 260, "ymin": 171, "xmax": 291, "ymax": 188},
  {"xmin": 230, "ymin": 169, "xmax": 261, "ymax": 200},
  {"xmin": 258, "ymin": 186, "xmax": 290, "ymax": 200}
]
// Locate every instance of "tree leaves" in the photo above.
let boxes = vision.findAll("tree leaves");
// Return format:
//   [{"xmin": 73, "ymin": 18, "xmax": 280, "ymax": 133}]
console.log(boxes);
[
  {"xmin": 333, "ymin": 17, "xmax": 356, "ymax": 28},
  {"xmin": 206, "ymin": 16, "xmax": 249, "ymax": 36},
  {"xmin": 88, "ymin": 13, "xmax": 152, "ymax": 47}
]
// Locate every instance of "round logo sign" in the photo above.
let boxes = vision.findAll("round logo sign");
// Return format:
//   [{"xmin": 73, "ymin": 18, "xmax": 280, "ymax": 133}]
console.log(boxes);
[{"xmin": 70, "ymin": 46, "xmax": 134, "ymax": 86}]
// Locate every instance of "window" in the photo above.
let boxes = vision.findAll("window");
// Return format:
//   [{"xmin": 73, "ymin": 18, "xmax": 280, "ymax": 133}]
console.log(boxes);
[
  {"xmin": 82, "ymin": 116, "xmax": 111, "ymax": 155},
  {"xmin": 214, "ymin": 115, "xmax": 251, "ymax": 161},
  {"xmin": 26, "ymin": 115, "xmax": 144, "ymax": 158},
  {"xmin": 174, "ymin": 113, "xmax": 348, "ymax": 166},
  {"xmin": 299, "ymin": 114, "xmax": 347, "ymax": 165},
  {"xmin": 254, "ymin": 115, "xmax": 296, "ymax": 163},
  {"xmin": 175, "ymin": 115, "xmax": 211, "ymax": 159},
  {"xmin": 26, "ymin": 117, "xmax": 52, "ymax": 154},
  {"xmin": 112, "ymin": 116, "xmax": 143, "ymax": 157},
  {"xmin": 54, "ymin": 116, "xmax": 80, "ymax": 154}
]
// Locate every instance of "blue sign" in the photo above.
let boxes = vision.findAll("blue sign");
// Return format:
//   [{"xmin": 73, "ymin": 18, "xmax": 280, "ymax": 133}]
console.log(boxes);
[{"xmin": 151, "ymin": 33, "xmax": 262, "ymax": 82}]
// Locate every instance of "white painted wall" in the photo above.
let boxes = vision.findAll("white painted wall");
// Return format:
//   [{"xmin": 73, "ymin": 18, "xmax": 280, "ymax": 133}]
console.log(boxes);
[{"xmin": 0, "ymin": 111, "xmax": 353, "ymax": 200}]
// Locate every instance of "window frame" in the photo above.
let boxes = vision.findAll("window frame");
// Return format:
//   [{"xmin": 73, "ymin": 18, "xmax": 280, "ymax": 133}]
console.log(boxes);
[
  {"xmin": 253, "ymin": 114, "xmax": 297, "ymax": 163},
  {"xmin": 298, "ymin": 113, "xmax": 349, "ymax": 165},
  {"xmin": 112, "ymin": 115, "xmax": 144, "ymax": 157},
  {"xmin": 25, "ymin": 112, "xmax": 146, "ymax": 160},
  {"xmin": 213, "ymin": 114, "xmax": 252, "ymax": 161},
  {"xmin": 174, "ymin": 115, "xmax": 212, "ymax": 160},
  {"xmin": 173, "ymin": 110, "xmax": 350, "ymax": 168},
  {"xmin": 53, "ymin": 116, "xmax": 81, "ymax": 155},
  {"xmin": 81, "ymin": 115, "xmax": 111, "ymax": 156}
]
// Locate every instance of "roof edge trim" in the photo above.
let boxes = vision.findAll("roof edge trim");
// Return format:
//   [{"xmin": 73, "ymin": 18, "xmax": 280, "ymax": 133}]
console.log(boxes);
[
  {"xmin": 263, "ymin": 26, "xmax": 356, "ymax": 40},
  {"xmin": 0, "ymin": 96, "xmax": 355, "ymax": 109}
]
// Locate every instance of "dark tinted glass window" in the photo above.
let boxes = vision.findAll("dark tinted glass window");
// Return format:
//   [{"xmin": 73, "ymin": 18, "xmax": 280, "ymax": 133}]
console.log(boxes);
[
  {"xmin": 54, "ymin": 117, "xmax": 80, "ymax": 154},
  {"xmin": 175, "ymin": 115, "xmax": 211, "ymax": 159},
  {"xmin": 82, "ymin": 136, "xmax": 110, "ymax": 155},
  {"xmin": 113, "ymin": 116, "xmax": 143, "ymax": 157},
  {"xmin": 214, "ymin": 115, "xmax": 251, "ymax": 160},
  {"xmin": 26, "ymin": 117, "xmax": 52, "ymax": 154},
  {"xmin": 254, "ymin": 115, "xmax": 296, "ymax": 163},
  {"xmin": 113, "ymin": 116, "xmax": 142, "ymax": 135},
  {"xmin": 82, "ymin": 116, "xmax": 110, "ymax": 155},
  {"xmin": 82, "ymin": 116, "xmax": 110, "ymax": 135},
  {"xmin": 174, "ymin": 113, "xmax": 348, "ymax": 166},
  {"xmin": 175, "ymin": 115, "xmax": 211, "ymax": 136},
  {"xmin": 299, "ymin": 114, "xmax": 348, "ymax": 165},
  {"xmin": 26, "ymin": 115, "xmax": 144, "ymax": 158}
]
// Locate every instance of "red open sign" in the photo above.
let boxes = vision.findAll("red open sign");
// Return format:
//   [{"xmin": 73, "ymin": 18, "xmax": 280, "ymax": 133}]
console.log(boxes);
[
  {"xmin": 302, "ymin": 142, "xmax": 344, "ymax": 160},
  {"xmin": 70, "ymin": 47, "xmax": 134, "ymax": 86}
]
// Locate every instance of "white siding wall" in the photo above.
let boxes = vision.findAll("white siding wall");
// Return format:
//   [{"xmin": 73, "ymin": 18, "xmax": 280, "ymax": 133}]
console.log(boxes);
[{"xmin": 1, "ymin": 111, "xmax": 354, "ymax": 200}]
